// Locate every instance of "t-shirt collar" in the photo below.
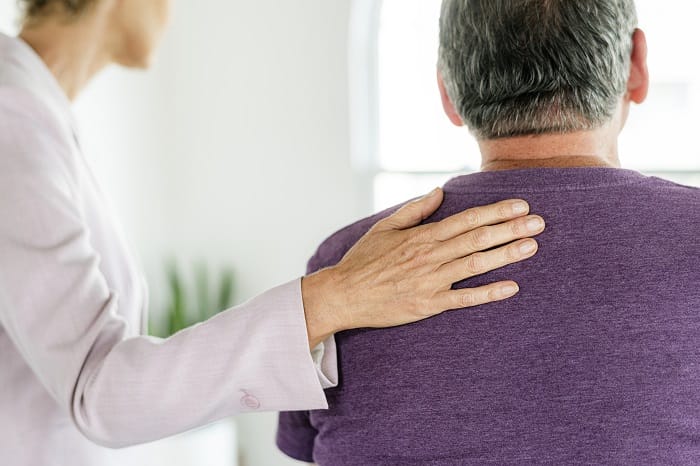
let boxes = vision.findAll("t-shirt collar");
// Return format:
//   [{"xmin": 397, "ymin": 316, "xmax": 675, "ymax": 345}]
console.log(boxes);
[{"xmin": 443, "ymin": 167, "xmax": 649, "ymax": 193}]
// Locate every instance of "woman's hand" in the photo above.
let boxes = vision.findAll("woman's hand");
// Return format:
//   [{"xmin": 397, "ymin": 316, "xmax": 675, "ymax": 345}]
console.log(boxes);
[{"xmin": 302, "ymin": 188, "xmax": 545, "ymax": 348}]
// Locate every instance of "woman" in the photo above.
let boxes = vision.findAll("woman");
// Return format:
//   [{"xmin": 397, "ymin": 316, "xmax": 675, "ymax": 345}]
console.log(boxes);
[{"xmin": 0, "ymin": 0, "xmax": 544, "ymax": 464}]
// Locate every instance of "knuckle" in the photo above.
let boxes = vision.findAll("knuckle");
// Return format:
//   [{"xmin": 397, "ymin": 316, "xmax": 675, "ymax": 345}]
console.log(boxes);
[
  {"xmin": 458, "ymin": 292, "xmax": 477, "ymax": 308},
  {"xmin": 405, "ymin": 243, "xmax": 434, "ymax": 266},
  {"xmin": 510, "ymin": 220, "xmax": 524, "ymax": 236},
  {"xmin": 464, "ymin": 253, "xmax": 486, "ymax": 274},
  {"xmin": 415, "ymin": 298, "xmax": 434, "ymax": 317},
  {"xmin": 496, "ymin": 202, "xmax": 511, "ymax": 219},
  {"xmin": 404, "ymin": 223, "xmax": 431, "ymax": 242},
  {"xmin": 487, "ymin": 287, "xmax": 502, "ymax": 302},
  {"xmin": 464, "ymin": 209, "xmax": 480, "ymax": 228},
  {"xmin": 414, "ymin": 226, "xmax": 435, "ymax": 242},
  {"xmin": 470, "ymin": 228, "xmax": 491, "ymax": 250},
  {"xmin": 505, "ymin": 243, "xmax": 521, "ymax": 262}
]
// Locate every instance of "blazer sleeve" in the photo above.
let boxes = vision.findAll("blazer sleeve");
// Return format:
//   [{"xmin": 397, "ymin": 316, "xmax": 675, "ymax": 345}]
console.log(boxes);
[{"xmin": 0, "ymin": 90, "xmax": 333, "ymax": 448}]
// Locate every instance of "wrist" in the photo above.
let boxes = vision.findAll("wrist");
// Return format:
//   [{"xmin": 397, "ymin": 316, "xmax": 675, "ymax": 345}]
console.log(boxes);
[{"xmin": 301, "ymin": 268, "xmax": 346, "ymax": 348}]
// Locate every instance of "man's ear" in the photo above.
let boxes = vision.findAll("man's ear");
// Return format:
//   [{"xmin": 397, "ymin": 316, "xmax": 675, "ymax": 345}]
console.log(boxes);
[
  {"xmin": 627, "ymin": 28, "xmax": 649, "ymax": 104},
  {"xmin": 437, "ymin": 70, "xmax": 464, "ymax": 127}
]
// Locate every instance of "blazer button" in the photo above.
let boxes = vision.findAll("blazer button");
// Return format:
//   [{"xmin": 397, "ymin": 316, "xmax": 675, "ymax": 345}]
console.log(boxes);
[{"xmin": 240, "ymin": 390, "xmax": 261, "ymax": 410}]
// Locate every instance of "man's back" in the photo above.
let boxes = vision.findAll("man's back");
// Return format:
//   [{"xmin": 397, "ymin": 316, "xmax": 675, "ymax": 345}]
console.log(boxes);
[{"xmin": 278, "ymin": 168, "xmax": 700, "ymax": 465}]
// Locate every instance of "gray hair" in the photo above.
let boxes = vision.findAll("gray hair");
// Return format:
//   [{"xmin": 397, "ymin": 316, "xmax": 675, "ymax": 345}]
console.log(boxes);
[{"xmin": 438, "ymin": 0, "xmax": 638, "ymax": 139}]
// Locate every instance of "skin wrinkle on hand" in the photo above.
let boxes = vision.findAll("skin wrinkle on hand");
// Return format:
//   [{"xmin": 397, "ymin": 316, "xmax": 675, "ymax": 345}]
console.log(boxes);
[{"xmin": 302, "ymin": 195, "xmax": 544, "ymax": 348}]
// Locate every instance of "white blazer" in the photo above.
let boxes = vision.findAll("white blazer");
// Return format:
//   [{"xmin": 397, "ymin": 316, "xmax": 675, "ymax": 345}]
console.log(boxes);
[{"xmin": 0, "ymin": 33, "xmax": 337, "ymax": 465}]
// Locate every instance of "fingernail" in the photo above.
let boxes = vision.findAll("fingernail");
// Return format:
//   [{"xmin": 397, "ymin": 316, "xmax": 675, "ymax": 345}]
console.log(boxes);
[
  {"xmin": 519, "ymin": 240, "xmax": 537, "ymax": 255},
  {"xmin": 512, "ymin": 201, "xmax": 529, "ymax": 215},
  {"xmin": 500, "ymin": 284, "xmax": 520, "ymax": 298},
  {"xmin": 526, "ymin": 218, "xmax": 544, "ymax": 232}
]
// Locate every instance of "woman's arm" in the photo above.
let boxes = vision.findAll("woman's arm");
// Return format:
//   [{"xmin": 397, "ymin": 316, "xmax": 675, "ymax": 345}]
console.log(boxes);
[
  {"xmin": 0, "ymin": 90, "xmax": 542, "ymax": 449},
  {"xmin": 0, "ymin": 126, "xmax": 325, "ymax": 447},
  {"xmin": 0, "ymin": 92, "xmax": 332, "ymax": 447}
]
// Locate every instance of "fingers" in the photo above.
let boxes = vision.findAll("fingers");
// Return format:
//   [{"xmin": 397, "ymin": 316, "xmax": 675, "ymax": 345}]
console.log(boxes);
[
  {"xmin": 373, "ymin": 188, "xmax": 444, "ymax": 232},
  {"xmin": 430, "ymin": 199, "xmax": 530, "ymax": 241},
  {"xmin": 438, "ymin": 238, "xmax": 539, "ymax": 284},
  {"xmin": 431, "ymin": 214, "xmax": 545, "ymax": 264},
  {"xmin": 432, "ymin": 281, "xmax": 521, "ymax": 313}
]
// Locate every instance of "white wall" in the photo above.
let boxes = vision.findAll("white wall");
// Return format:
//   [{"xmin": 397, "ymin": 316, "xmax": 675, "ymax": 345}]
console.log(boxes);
[
  {"xmin": 0, "ymin": 2, "xmax": 17, "ymax": 33},
  {"xmin": 157, "ymin": 2, "xmax": 360, "ymax": 465},
  {"xmin": 1, "ymin": 0, "xmax": 361, "ymax": 465},
  {"xmin": 159, "ymin": 0, "xmax": 360, "ymax": 296}
]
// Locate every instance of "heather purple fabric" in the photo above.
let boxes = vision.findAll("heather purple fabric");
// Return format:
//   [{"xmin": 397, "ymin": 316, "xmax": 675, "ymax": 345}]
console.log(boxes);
[{"xmin": 278, "ymin": 167, "xmax": 700, "ymax": 465}]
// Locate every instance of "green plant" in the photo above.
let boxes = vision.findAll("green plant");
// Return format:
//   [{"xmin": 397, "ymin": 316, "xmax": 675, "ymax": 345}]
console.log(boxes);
[{"xmin": 149, "ymin": 261, "xmax": 236, "ymax": 338}]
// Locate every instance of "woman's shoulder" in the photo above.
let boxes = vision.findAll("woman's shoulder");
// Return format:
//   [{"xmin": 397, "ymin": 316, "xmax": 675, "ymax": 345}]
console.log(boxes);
[
  {"xmin": 0, "ymin": 85, "xmax": 75, "ymax": 174},
  {"xmin": 0, "ymin": 85, "xmax": 68, "ymax": 140}
]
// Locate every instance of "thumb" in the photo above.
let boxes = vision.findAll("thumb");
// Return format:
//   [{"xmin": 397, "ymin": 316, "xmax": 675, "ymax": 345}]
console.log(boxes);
[{"xmin": 374, "ymin": 188, "xmax": 444, "ymax": 231}]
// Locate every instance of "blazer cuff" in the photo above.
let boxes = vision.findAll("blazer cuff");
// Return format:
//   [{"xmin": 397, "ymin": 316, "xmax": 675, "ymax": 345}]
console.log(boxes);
[{"xmin": 231, "ymin": 278, "xmax": 331, "ymax": 413}]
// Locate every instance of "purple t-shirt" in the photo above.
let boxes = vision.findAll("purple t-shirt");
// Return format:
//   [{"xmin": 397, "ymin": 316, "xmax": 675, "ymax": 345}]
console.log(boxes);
[{"xmin": 278, "ymin": 168, "xmax": 700, "ymax": 465}]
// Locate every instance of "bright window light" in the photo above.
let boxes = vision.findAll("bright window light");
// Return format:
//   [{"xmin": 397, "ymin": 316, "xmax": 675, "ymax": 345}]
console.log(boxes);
[{"xmin": 373, "ymin": 0, "xmax": 700, "ymax": 210}]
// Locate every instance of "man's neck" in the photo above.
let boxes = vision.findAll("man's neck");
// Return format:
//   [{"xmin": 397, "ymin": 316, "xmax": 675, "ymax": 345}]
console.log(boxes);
[{"xmin": 479, "ymin": 127, "xmax": 621, "ymax": 172}]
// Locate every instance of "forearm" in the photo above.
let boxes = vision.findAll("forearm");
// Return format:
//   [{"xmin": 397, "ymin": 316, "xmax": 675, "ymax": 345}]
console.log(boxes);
[
  {"xmin": 72, "ymin": 281, "xmax": 328, "ymax": 447},
  {"xmin": 0, "ymin": 277, "xmax": 329, "ymax": 449}
]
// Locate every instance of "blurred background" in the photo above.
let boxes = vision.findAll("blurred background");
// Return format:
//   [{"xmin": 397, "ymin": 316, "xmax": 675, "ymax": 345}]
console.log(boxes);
[{"xmin": 0, "ymin": 0, "xmax": 697, "ymax": 465}]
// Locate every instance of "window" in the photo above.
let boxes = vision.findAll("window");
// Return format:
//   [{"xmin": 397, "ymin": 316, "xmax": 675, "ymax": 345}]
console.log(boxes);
[{"xmin": 356, "ymin": 0, "xmax": 700, "ymax": 211}]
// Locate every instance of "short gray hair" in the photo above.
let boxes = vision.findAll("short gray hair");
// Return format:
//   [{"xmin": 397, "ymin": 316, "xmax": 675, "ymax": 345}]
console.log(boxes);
[{"xmin": 438, "ymin": 0, "xmax": 638, "ymax": 139}]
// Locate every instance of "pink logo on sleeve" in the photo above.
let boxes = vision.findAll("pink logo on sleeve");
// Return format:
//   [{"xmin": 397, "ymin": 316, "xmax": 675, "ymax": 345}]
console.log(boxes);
[{"xmin": 240, "ymin": 390, "xmax": 261, "ymax": 410}]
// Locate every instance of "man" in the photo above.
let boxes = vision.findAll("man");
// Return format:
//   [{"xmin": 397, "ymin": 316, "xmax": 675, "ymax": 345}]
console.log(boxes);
[{"xmin": 277, "ymin": 0, "xmax": 700, "ymax": 464}]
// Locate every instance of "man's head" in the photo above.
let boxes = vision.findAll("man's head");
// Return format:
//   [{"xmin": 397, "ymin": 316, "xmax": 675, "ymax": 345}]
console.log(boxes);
[{"xmin": 437, "ymin": 0, "xmax": 648, "ymax": 141}]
